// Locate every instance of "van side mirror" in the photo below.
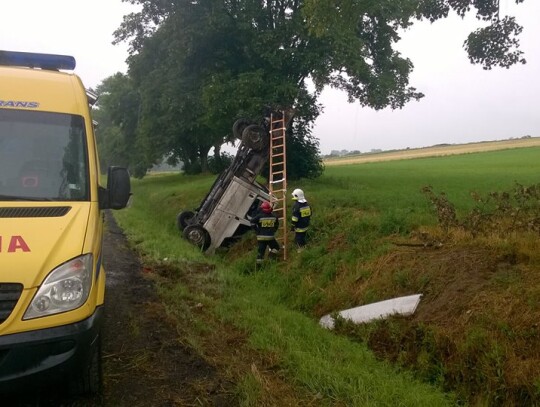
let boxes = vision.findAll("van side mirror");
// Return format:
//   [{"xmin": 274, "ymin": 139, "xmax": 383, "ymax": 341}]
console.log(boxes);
[{"xmin": 99, "ymin": 166, "xmax": 131, "ymax": 210}]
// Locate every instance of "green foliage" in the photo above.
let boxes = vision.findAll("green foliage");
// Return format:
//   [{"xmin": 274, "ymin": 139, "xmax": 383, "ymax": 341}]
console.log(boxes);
[
  {"xmin": 379, "ymin": 210, "xmax": 411, "ymax": 235},
  {"xmin": 285, "ymin": 130, "xmax": 324, "ymax": 180},
  {"xmin": 421, "ymin": 186, "xmax": 458, "ymax": 234},
  {"xmin": 108, "ymin": 0, "xmax": 327, "ymax": 178},
  {"xmin": 113, "ymin": 147, "xmax": 540, "ymax": 406},
  {"xmin": 101, "ymin": 0, "xmax": 528, "ymax": 179},
  {"xmin": 207, "ymin": 152, "xmax": 234, "ymax": 174},
  {"xmin": 465, "ymin": 16, "xmax": 526, "ymax": 70},
  {"xmin": 424, "ymin": 181, "xmax": 540, "ymax": 238},
  {"xmin": 114, "ymin": 167, "xmax": 454, "ymax": 406},
  {"xmin": 235, "ymin": 372, "xmax": 264, "ymax": 406},
  {"xmin": 94, "ymin": 73, "xmax": 146, "ymax": 175},
  {"xmin": 218, "ymin": 269, "xmax": 452, "ymax": 406}
]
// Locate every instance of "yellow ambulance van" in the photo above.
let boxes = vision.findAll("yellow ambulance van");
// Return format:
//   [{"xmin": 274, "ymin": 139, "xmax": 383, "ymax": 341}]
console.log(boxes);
[{"xmin": 0, "ymin": 50, "xmax": 130, "ymax": 395}]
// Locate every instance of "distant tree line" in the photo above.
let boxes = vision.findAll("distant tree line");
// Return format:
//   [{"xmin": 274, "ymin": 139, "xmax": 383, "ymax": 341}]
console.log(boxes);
[{"xmin": 93, "ymin": 0, "xmax": 529, "ymax": 179}]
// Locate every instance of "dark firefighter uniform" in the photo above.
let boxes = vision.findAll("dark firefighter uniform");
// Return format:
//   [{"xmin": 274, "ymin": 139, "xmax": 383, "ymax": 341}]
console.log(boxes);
[
  {"xmin": 291, "ymin": 200, "xmax": 311, "ymax": 249},
  {"xmin": 250, "ymin": 210, "xmax": 280, "ymax": 265}
]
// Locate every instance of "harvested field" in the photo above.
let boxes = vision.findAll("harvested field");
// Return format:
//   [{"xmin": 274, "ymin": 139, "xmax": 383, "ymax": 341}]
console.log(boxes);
[{"xmin": 324, "ymin": 137, "xmax": 540, "ymax": 166}]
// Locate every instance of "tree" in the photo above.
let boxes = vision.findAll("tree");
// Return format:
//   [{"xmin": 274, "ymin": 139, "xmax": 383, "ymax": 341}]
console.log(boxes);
[
  {"xmin": 94, "ymin": 73, "xmax": 150, "ymax": 177},
  {"xmin": 111, "ymin": 0, "xmax": 527, "ymax": 177}
]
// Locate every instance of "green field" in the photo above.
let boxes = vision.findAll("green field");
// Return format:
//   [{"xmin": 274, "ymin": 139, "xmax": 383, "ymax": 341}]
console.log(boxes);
[{"xmin": 113, "ymin": 147, "xmax": 540, "ymax": 406}]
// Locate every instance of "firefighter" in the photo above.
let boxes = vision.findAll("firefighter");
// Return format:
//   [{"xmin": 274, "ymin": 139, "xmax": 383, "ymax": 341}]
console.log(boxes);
[
  {"xmin": 250, "ymin": 201, "xmax": 280, "ymax": 267},
  {"xmin": 291, "ymin": 188, "xmax": 311, "ymax": 252}
]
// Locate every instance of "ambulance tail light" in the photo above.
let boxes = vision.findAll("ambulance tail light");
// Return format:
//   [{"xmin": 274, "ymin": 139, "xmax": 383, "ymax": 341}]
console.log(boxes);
[{"xmin": 23, "ymin": 254, "xmax": 93, "ymax": 320}]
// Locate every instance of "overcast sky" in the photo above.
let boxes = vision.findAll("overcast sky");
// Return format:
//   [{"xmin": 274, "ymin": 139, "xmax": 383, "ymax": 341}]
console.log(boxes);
[{"xmin": 2, "ymin": 0, "xmax": 538, "ymax": 154}]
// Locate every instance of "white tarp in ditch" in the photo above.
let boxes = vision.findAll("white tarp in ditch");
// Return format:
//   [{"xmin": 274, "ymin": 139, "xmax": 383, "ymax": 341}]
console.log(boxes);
[{"xmin": 319, "ymin": 294, "xmax": 422, "ymax": 329}]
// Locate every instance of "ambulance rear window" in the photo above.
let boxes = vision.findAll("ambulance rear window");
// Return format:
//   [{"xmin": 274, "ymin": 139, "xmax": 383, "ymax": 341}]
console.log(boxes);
[{"xmin": 0, "ymin": 109, "xmax": 89, "ymax": 201}]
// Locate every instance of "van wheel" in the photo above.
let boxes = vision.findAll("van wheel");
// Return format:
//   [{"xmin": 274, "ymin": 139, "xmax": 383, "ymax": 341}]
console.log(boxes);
[
  {"xmin": 242, "ymin": 124, "xmax": 267, "ymax": 151},
  {"xmin": 232, "ymin": 118, "xmax": 252, "ymax": 140},
  {"xmin": 183, "ymin": 225, "xmax": 210, "ymax": 250},
  {"xmin": 70, "ymin": 334, "xmax": 103, "ymax": 396},
  {"xmin": 176, "ymin": 211, "xmax": 195, "ymax": 231}
]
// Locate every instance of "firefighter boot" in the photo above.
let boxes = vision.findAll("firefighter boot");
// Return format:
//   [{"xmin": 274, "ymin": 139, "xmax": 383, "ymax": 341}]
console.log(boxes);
[{"xmin": 268, "ymin": 248, "xmax": 279, "ymax": 260}]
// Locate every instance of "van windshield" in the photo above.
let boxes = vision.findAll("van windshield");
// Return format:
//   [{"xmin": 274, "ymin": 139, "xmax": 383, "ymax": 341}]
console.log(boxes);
[{"xmin": 0, "ymin": 109, "xmax": 89, "ymax": 201}]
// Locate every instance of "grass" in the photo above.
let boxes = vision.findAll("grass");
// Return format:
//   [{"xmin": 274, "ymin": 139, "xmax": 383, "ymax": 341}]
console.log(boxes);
[
  {"xmin": 219, "ymin": 268, "xmax": 452, "ymax": 406},
  {"xmin": 113, "ymin": 146, "xmax": 540, "ymax": 406}
]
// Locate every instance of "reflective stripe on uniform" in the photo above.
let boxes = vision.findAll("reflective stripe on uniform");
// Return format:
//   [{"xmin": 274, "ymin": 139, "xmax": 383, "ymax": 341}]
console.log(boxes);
[{"xmin": 257, "ymin": 235, "xmax": 276, "ymax": 241}]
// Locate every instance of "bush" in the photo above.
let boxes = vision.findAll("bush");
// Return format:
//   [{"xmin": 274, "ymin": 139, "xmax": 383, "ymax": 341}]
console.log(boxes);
[{"xmin": 208, "ymin": 152, "xmax": 234, "ymax": 174}]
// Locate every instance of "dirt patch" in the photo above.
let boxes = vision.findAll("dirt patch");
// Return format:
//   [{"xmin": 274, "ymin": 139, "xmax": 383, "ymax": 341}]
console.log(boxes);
[
  {"xmin": 99, "ymin": 212, "xmax": 236, "ymax": 406},
  {"xmin": 7, "ymin": 212, "xmax": 236, "ymax": 407}
]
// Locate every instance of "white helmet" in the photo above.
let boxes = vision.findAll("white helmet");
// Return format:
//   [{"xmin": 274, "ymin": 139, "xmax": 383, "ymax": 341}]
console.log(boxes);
[{"xmin": 292, "ymin": 188, "xmax": 307, "ymax": 203}]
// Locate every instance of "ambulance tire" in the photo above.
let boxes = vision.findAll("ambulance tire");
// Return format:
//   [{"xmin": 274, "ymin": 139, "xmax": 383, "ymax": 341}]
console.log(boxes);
[
  {"xmin": 183, "ymin": 225, "xmax": 210, "ymax": 250},
  {"xmin": 232, "ymin": 118, "xmax": 252, "ymax": 140},
  {"xmin": 241, "ymin": 124, "xmax": 268, "ymax": 151},
  {"xmin": 176, "ymin": 210, "xmax": 195, "ymax": 231},
  {"xmin": 70, "ymin": 333, "xmax": 103, "ymax": 396}
]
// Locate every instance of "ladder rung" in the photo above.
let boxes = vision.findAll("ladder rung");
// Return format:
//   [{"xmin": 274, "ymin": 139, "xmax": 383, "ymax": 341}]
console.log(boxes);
[{"xmin": 269, "ymin": 112, "xmax": 288, "ymax": 261}]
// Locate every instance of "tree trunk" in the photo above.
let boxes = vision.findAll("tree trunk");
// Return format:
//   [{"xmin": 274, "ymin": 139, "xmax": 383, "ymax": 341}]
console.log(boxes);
[
  {"xmin": 199, "ymin": 146, "xmax": 211, "ymax": 173},
  {"xmin": 213, "ymin": 142, "xmax": 221, "ymax": 161}
]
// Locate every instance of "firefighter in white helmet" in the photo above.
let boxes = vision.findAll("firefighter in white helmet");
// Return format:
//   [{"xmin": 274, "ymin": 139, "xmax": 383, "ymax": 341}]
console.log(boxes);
[{"xmin": 291, "ymin": 188, "xmax": 311, "ymax": 252}]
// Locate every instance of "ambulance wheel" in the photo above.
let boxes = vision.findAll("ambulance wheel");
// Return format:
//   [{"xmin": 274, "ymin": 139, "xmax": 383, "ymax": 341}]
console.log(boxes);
[
  {"xmin": 70, "ymin": 333, "xmax": 103, "ymax": 396},
  {"xmin": 242, "ymin": 124, "xmax": 267, "ymax": 151},
  {"xmin": 183, "ymin": 225, "xmax": 210, "ymax": 250},
  {"xmin": 232, "ymin": 118, "xmax": 252, "ymax": 140},
  {"xmin": 176, "ymin": 211, "xmax": 195, "ymax": 231}
]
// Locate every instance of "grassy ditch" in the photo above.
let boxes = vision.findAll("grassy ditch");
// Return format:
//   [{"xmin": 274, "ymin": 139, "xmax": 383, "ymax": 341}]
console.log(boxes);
[{"xmin": 113, "ymin": 147, "xmax": 540, "ymax": 406}]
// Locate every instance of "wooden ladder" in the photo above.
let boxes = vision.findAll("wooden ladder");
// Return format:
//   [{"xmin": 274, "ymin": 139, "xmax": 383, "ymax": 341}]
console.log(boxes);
[{"xmin": 268, "ymin": 112, "xmax": 288, "ymax": 260}]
